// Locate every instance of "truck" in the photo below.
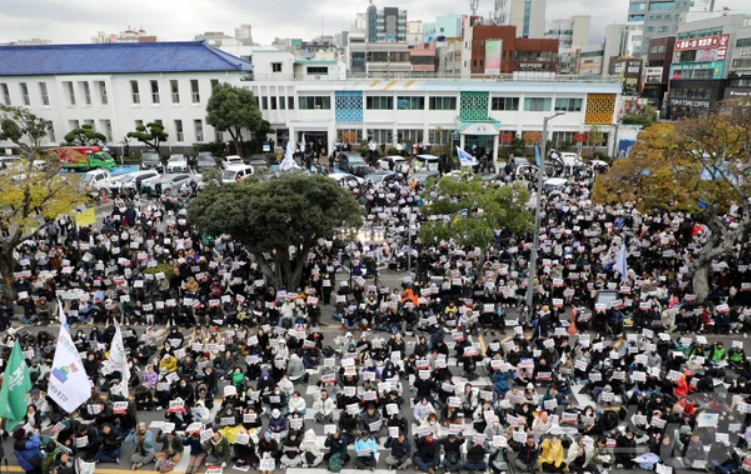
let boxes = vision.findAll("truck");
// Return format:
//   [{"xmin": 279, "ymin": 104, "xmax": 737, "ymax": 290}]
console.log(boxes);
[{"xmin": 48, "ymin": 146, "xmax": 116, "ymax": 171}]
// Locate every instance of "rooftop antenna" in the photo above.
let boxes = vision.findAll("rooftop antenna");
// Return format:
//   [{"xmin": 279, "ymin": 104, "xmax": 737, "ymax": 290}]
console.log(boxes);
[{"xmin": 470, "ymin": 0, "xmax": 479, "ymax": 16}]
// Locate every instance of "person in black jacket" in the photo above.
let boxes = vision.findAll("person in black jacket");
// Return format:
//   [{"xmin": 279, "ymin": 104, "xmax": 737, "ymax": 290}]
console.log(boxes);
[
  {"xmin": 385, "ymin": 431, "xmax": 412, "ymax": 469},
  {"xmin": 414, "ymin": 433, "xmax": 441, "ymax": 474},
  {"xmin": 465, "ymin": 439, "xmax": 488, "ymax": 471},
  {"xmin": 154, "ymin": 430, "xmax": 182, "ymax": 471},
  {"xmin": 441, "ymin": 433, "xmax": 465, "ymax": 473},
  {"xmin": 74, "ymin": 424, "xmax": 100, "ymax": 462},
  {"xmin": 323, "ymin": 429, "xmax": 350, "ymax": 465},
  {"xmin": 514, "ymin": 437, "xmax": 540, "ymax": 472},
  {"xmin": 94, "ymin": 423, "xmax": 122, "ymax": 464}
]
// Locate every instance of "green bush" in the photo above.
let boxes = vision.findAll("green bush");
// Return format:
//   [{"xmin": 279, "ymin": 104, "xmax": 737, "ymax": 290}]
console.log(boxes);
[
  {"xmin": 387, "ymin": 147, "xmax": 398, "ymax": 156},
  {"xmin": 592, "ymin": 151, "xmax": 612, "ymax": 163}
]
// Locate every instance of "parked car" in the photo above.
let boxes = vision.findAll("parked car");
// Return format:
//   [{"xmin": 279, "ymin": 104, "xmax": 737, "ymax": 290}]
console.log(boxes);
[
  {"xmin": 377, "ymin": 156, "xmax": 407, "ymax": 172},
  {"xmin": 414, "ymin": 154, "xmax": 440, "ymax": 172},
  {"xmin": 120, "ymin": 170, "xmax": 161, "ymax": 192},
  {"xmin": 196, "ymin": 152, "xmax": 218, "ymax": 170},
  {"xmin": 140, "ymin": 151, "xmax": 163, "ymax": 171},
  {"xmin": 166, "ymin": 155, "xmax": 188, "ymax": 173},
  {"xmin": 222, "ymin": 165, "xmax": 254, "ymax": 184},
  {"xmin": 364, "ymin": 170, "xmax": 400, "ymax": 185},
  {"xmin": 83, "ymin": 169, "xmax": 111, "ymax": 193},
  {"xmin": 143, "ymin": 173, "xmax": 203, "ymax": 195},
  {"xmin": 329, "ymin": 172, "xmax": 364, "ymax": 188},
  {"xmin": 222, "ymin": 155, "xmax": 244, "ymax": 169}
]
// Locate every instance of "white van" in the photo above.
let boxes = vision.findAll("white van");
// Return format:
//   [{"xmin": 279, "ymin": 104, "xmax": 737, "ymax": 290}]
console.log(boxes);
[{"xmin": 222, "ymin": 165, "xmax": 254, "ymax": 184}]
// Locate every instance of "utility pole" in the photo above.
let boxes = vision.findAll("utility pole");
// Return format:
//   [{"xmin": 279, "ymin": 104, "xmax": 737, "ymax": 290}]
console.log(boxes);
[{"xmin": 525, "ymin": 112, "xmax": 565, "ymax": 310}]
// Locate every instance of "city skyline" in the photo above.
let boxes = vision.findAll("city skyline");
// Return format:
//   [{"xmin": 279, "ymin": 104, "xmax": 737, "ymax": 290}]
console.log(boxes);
[{"xmin": 1, "ymin": 0, "xmax": 749, "ymax": 47}]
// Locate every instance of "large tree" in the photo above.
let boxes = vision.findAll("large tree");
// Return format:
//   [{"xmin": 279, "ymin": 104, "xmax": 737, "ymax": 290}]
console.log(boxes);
[
  {"xmin": 206, "ymin": 83, "xmax": 263, "ymax": 155},
  {"xmin": 127, "ymin": 122, "xmax": 168, "ymax": 155},
  {"xmin": 420, "ymin": 172, "xmax": 534, "ymax": 254},
  {"xmin": 593, "ymin": 100, "xmax": 751, "ymax": 301},
  {"xmin": 64, "ymin": 123, "xmax": 107, "ymax": 146},
  {"xmin": 0, "ymin": 106, "xmax": 87, "ymax": 299},
  {"xmin": 188, "ymin": 174, "xmax": 362, "ymax": 289}
]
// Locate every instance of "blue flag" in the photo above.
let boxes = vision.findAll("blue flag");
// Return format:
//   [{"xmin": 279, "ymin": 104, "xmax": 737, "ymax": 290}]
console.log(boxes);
[
  {"xmin": 456, "ymin": 146, "xmax": 478, "ymax": 167},
  {"xmin": 534, "ymin": 144, "xmax": 542, "ymax": 166}
]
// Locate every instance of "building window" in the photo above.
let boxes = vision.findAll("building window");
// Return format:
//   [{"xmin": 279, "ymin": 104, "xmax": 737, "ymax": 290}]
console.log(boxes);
[
  {"xmin": 130, "ymin": 81, "xmax": 140, "ymax": 104},
  {"xmin": 210, "ymin": 79, "xmax": 219, "ymax": 91},
  {"xmin": 366, "ymin": 96, "xmax": 394, "ymax": 110},
  {"xmin": 62, "ymin": 82, "xmax": 75, "ymax": 105},
  {"xmin": 194, "ymin": 120, "xmax": 204, "ymax": 142},
  {"xmin": 280, "ymin": 96, "xmax": 286, "ymax": 110},
  {"xmin": 47, "ymin": 121, "xmax": 55, "ymax": 143},
  {"xmin": 337, "ymin": 129, "xmax": 363, "ymax": 142},
  {"xmin": 69, "ymin": 120, "xmax": 80, "ymax": 131},
  {"xmin": 366, "ymin": 129, "xmax": 394, "ymax": 144},
  {"xmin": 174, "ymin": 120, "xmax": 184, "ymax": 142},
  {"xmin": 428, "ymin": 128, "xmax": 455, "ymax": 145},
  {"xmin": 97, "ymin": 81, "xmax": 108, "ymax": 104},
  {"xmin": 81, "ymin": 82, "xmax": 92, "ymax": 105},
  {"xmin": 491, "ymin": 97, "xmax": 520, "ymax": 111},
  {"xmin": 191, "ymin": 80, "xmax": 200, "ymax": 103},
  {"xmin": 272, "ymin": 62, "xmax": 283, "ymax": 73},
  {"xmin": 288, "ymin": 96, "xmax": 295, "ymax": 110},
  {"xmin": 428, "ymin": 97, "xmax": 457, "ymax": 110},
  {"xmin": 99, "ymin": 119, "xmax": 112, "ymax": 141},
  {"xmin": 523, "ymin": 97, "xmax": 552, "ymax": 112},
  {"xmin": 19, "ymin": 83, "xmax": 30, "ymax": 106},
  {"xmin": 261, "ymin": 97, "xmax": 268, "ymax": 109},
  {"xmin": 299, "ymin": 96, "xmax": 331, "ymax": 109},
  {"xmin": 39, "ymin": 82, "xmax": 49, "ymax": 106},
  {"xmin": 554, "ymin": 98, "xmax": 583, "ymax": 112},
  {"xmin": 270, "ymin": 97, "xmax": 277, "ymax": 110},
  {"xmin": 397, "ymin": 129, "xmax": 424, "ymax": 143},
  {"xmin": 307, "ymin": 67, "xmax": 328, "ymax": 75},
  {"xmin": 150, "ymin": 80, "xmax": 160, "ymax": 104},
  {"xmin": 397, "ymin": 96, "xmax": 425, "ymax": 110},
  {"xmin": 170, "ymin": 80, "xmax": 180, "ymax": 103},
  {"xmin": 0, "ymin": 84, "xmax": 9, "ymax": 105},
  {"xmin": 736, "ymin": 37, "xmax": 751, "ymax": 48}
]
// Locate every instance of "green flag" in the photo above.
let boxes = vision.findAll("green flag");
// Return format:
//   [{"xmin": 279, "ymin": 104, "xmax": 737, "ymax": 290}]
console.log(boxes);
[{"xmin": 0, "ymin": 341, "xmax": 32, "ymax": 431}]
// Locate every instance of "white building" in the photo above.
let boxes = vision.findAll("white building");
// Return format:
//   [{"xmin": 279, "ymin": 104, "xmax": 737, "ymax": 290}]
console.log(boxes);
[
  {"xmin": 603, "ymin": 23, "xmax": 643, "ymax": 73},
  {"xmin": 0, "ymin": 41, "xmax": 622, "ymax": 161},
  {"xmin": 406, "ymin": 21, "xmax": 424, "ymax": 45},
  {"xmin": 235, "ymin": 24, "xmax": 254, "ymax": 44},
  {"xmin": 92, "ymin": 28, "xmax": 157, "ymax": 44},
  {"xmin": 546, "ymin": 16, "xmax": 591, "ymax": 75},
  {"xmin": 494, "ymin": 0, "xmax": 547, "ymax": 38}
]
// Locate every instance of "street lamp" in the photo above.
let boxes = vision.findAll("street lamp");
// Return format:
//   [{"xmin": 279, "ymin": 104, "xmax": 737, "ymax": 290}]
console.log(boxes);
[{"xmin": 525, "ymin": 112, "xmax": 566, "ymax": 310}]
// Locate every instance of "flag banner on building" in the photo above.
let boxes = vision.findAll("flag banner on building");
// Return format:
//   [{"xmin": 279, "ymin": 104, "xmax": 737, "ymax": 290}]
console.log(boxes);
[
  {"xmin": 108, "ymin": 323, "xmax": 131, "ymax": 397},
  {"xmin": 614, "ymin": 242, "xmax": 629, "ymax": 283},
  {"xmin": 0, "ymin": 341, "xmax": 32, "ymax": 431},
  {"xmin": 280, "ymin": 145, "xmax": 296, "ymax": 171},
  {"xmin": 456, "ymin": 146, "xmax": 478, "ymax": 167},
  {"xmin": 49, "ymin": 321, "xmax": 92, "ymax": 413}
]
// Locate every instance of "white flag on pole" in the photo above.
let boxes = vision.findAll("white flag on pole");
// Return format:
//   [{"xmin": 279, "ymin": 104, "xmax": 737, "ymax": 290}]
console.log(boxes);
[
  {"xmin": 301, "ymin": 134, "xmax": 306, "ymax": 152},
  {"xmin": 456, "ymin": 146, "xmax": 478, "ymax": 167},
  {"xmin": 48, "ymin": 322, "xmax": 92, "ymax": 413},
  {"xmin": 109, "ymin": 323, "xmax": 131, "ymax": 397},
  {"xmin": 280, "ymin": 144, "xmax": 296, "ymax": 172},
  {"xmin": 614, "ymin": 242, "xmax": 629, "ymax": 283}
]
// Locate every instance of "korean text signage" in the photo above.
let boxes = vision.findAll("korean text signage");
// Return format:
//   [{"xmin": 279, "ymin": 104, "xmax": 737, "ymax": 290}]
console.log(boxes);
[{"xmin": 675, "ymin": 34, "xmax": 729, "ymax": 60}]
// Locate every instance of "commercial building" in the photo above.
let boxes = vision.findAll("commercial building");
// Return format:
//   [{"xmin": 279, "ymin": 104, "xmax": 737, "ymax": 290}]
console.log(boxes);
[
  {"xmin": 422, "ymin": 14, "xmax": 464, "ymax": 42},
  {"xmin": 609, "ymin": 57, "xmax": 644, "ymax": 95},
  {"xmin": 366, "ymin": 2, "xmax": 408, "ymax": 43},
  {"xmin": 667, "ymin": 14, "xmax": 748, "ymax": 118},
  {"xmin": 546, "ymin": 16, "xmax": 592, "ymax": 74},
  {"xmin": 603, "ymin": 23, "xmax": 644, "ymax": 73},
  {"xmin": 578, "ymin": 44, "xmax": 605, "ymax": 76},
  {"xmin": 628, "ymin": 0, "xmax": 717, "ymax": 57},
  {"xmin": 347, "ymin": 42, "xmax": 412, "ymax": 76},
  {"xmin": 641, "ymin": 35, "xmax": 676, "ymax": 109},
  {"xmin": 725, "ymin": 25, "xmax": 751, "ymax": 98},
  {"xmin": 493, "ymin": 0, "xmax": 548, "ymax": 39},
  {"xmin": 0, "ymin": 41, "xmax": 621, "ymax": 162}
]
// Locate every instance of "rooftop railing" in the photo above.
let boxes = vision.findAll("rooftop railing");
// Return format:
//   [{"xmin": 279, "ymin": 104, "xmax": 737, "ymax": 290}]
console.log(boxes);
[{"xmin": 242, "ymin": 72, "xmax": 623, "ymax": 83}]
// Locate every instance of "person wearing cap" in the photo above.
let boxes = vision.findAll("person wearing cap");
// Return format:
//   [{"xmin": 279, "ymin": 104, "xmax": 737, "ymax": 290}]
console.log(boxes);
[
  {"xmin": 13, "ymin": 428, "xmax": 43, "ymax": 474},
  {"xmin": 385, "ymin": 431, "xmax": 412, "ymax": 470}
]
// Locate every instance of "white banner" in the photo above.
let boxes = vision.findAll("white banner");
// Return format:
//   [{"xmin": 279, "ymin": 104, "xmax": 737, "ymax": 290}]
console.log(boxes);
[
  {"xmin": 49, "ymin": 324, "xmax": 92, "ymax": 413},
  {"xmin": 109, "ymin": 324, "xmax": 131, "ymax": 397}
]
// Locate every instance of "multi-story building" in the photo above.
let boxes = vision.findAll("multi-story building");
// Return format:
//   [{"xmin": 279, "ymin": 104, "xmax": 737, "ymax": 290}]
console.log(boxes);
[
  {"xmin": 628, "ymin": 0, "xmax": 716, "ymax": 57},
  {"xmin": 235, "ymin": 24, "xmax": 254, "ymax": 44},
  {"xmin": 641, "ymin": 35, "xmax": 676, "ymax": 109},
  {"xmin": 546, "ymin": 16, "xmax": 591, "ymax": 74},
  {"xmin": 366, "ymin": 3, "xmax": 407, "ymax": 43},
  {"xmin": 725, "ymin": 25, "xmax": 751, "ymax": 98},
  {"xmin": 609, "ymin": 57, "xmax": 644, "ymax": 95},
  {"xmin": 406, "ymin": 21, "xmax": 423, "ymax": 45},
  {"xmin": 422, "ymin": 14, "xmax": 464, "ymax": 42},
  {"xmin": 667, "ymin": 14, "xmax": 748, "ymax": 117},
  {"xmin": 603, "ymin": 23, "xmax": 644, "ymax": 73},
  {"xmin": 578, "ymin": 44, "xmax": 605, "ymax": 75},
  {"xmin": 493, "ymin": 0, "xmax": 548, "ymax": 39},
  {"xmin": 92, "ymin": 28, "xmax": 157, "ymax": 44},
  {"xmin": 0, "ymin": 41, "xmax": 621, "ymax": 163},
  {"xmin": 194, "ymin": 32, "xmax": 242, "ymax": 47},
  {"xmin": 0, "ymin": 38, "xmax": 52, "ymax": 46}
]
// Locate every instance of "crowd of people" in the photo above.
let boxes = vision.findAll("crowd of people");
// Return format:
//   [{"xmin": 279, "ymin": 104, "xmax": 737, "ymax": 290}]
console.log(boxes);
[{"xmin": 2, "ymin": 151, "xmax": 751, "ymax": 474}]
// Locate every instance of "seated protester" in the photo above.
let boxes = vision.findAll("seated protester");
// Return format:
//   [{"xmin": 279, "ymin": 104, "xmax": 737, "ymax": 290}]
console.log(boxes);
[
  {"xmin": 681, "ymin": 433, "xmax": 707, "ymax": 469},
  {"xmin": 264, "ymin": 386, "xmax": 287, "ymax": 415},
  {"xmin": 154, "ymin": 430, "xmax": 182, "ymax": 472},
  {"xmin": 414, "ymin": 432, "xmax": 441, "ymax": 474},
  {"xmin": 268, "ymin": 409, "xmax": 288, "ymax": 439},
  {"xmin": 465, "ymin": 437, "xmax": 488, "ymax": 472},
  {"xmin": 231, "ymin": 427, "xmax": 259, "ymax": 468},
  {"xmin": 441, "ymin": 433, "xmax": 465, "ymax": 474},
  {"xmin": 257, "ymin": 431, "xmax": 281, "ymax": 466},
  {"xmin": 287, "ymin": 354, "xmax": 307, "ymax": 385},
  {"xmin": 338, "ymin": 409, "xmax": 360, "ymax": 438},
  {"xmin": 418, "ymin": 413, "xmax": 443, "ymax": 439},
  {"xmin": 387, "ymin": 411, "xmax": 409, "ymax": 439},
  {"xmin": 300, "ymin": 431, "xmax": 324, "ymax": 468},
  {"xmin": 615, "ymin": 429, "xmax": 637, "ymax": 469},
  {"xmin": 539, "ymin": 435, "xmax": 566, "ymax": 473},
  {"xmin": 414, "ymin": 397, "xmax": 437, "ymax": 423},
  {"xmin": 313, "ymin": 390, "xmax": 336, "ymax": 424},
  {"xmin": 201, "ymin": 431, "xmax": 231, "ymax": 468},
  {"xmin": 354, "ymin": 431, "xmax": 378, "ymax": 470},
  {"xmin": 125, "ymin": 422, "xmax": 156, "ymax": 470},
  {"xmin": 94, "ymin": 423, "xmax": 123, "ymax": 464},
  {"xmin": 385, "ymin": 431, "xmax": 412, "ymax": 470},
  {"xmin": 358, "ymin": 404, "xmax": 383, "ymax": 439},
  {"xmin": 280, "ymin": 431, "xmax": 303, "ymax": 468},
  {"xmin": 288, "ymin": 391, "xmax": 307, "ymax": 416},
  {"xmin": 74, "ymin": 423, "xmax": 100, "ymax": 462},
  {"xmin": 166, "ymin": 399, "xmax": 194, "ymax": 430},
  {"xmin": 324, "ymin": 428, "xmax": 351, "ymax": 465},
  {"xmin": 565, "ymin": 438, "xmax": 593, "ymax": 474},
  {"xmin": 13, "ymin": 428, "xmax": 43, "ymax": 474}
]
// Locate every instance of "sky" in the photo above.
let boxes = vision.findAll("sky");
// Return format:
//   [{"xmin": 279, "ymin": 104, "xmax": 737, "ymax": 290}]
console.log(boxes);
[{"xmin": 0, "ymin": 0, "xmax": 749, "ymax": 45}]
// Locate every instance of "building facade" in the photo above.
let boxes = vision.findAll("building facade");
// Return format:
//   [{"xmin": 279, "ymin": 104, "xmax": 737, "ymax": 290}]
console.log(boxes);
[
  {"xmin": 546, "ymin": 16, "xmax": 591, "ymax": 75},
  {"xmin": 725, "ymin": 24, "xmax": 751, "ymax": 98},
  {"xmin": 366, "ymin": 3, "xmax": 407, "ymax": 43},
  {"xmin": 578, "ymin": 44, "xmax": 605, "ymax": 76},
  {"xmin": 628, "ymin": 0, "xmax": 716, "ymax": 57},
  {"xmin": 641, "ymin": 35, "xmax": 676, "ymax": 109},
  {"xmin": 0, "ymin": 41, "xmax": 621, "ymax": 161},
  {"xmin": 494, "ymin": 0, "xmax": 547, "ymax": 39},
  {"xmin": 92, "ymin": 28, "xmax": 157, "ymax": 44},
  {"xmin": 609, "ymin": 57, "xmax": 644, "ymax": 95},
  {"xmin": 422, "ymin": 14, "xmax": 464, "ymax": 42}
]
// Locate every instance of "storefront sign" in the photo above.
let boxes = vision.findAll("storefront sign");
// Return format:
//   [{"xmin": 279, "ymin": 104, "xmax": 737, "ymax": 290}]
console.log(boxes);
[
  {"xmin": 668, "ymin": 99, "xmax": 711, "ymax": 108},
  {"xmin": 675, "ymin": 34, "xmax": 729, "ymax": 54}
]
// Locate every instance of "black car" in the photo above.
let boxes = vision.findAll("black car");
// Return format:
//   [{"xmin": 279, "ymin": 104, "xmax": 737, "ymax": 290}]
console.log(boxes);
[
  {"xmin": 338, "ymin": 152, "xmax": 371, "ymax": 177},
  {"xmin": 196, "ymin": 152, "xmax": 218, "ymax": 170},
  {"xmin": 140, "ymin": 151, "xmax": 163, "ymax": 171}
]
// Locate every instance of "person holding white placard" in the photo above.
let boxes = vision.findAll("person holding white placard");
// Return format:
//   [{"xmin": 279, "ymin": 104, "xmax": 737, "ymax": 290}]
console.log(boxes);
[{"xmin": 313, "ymin": 390, "xmax": 336, "ymax": 423}]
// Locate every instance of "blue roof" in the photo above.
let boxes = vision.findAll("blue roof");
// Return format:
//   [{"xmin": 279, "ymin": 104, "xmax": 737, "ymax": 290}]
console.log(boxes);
[{"xmin": 0, "ymin": 41, "xmax": 252, "ymax": 76}]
